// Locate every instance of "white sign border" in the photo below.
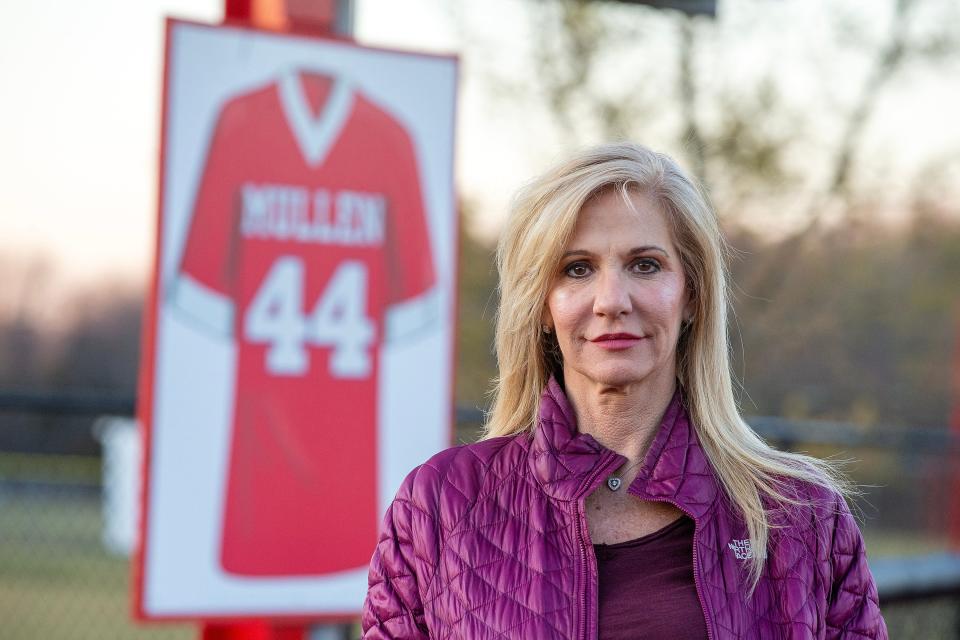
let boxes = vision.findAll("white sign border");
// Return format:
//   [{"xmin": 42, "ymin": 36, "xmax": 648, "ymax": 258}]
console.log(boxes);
[{"xmin": 137, "ymin": 18, "xmax": 458, "ymax": 621}]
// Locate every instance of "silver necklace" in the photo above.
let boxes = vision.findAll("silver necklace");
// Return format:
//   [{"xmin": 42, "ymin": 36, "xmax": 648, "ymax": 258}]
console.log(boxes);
[{"xmin": 606, "ymin": 460, "xmax": 642, "ymax": 491}]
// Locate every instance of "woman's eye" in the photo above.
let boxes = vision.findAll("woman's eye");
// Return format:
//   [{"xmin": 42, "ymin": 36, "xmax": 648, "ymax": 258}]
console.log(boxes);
[
  {"xmin": 631, "ymin": 259, "xmax": 660, "ymax": 274},
  {"xmin": 565, "ymin": 262, "xmax": 591, "ymax": 278}
]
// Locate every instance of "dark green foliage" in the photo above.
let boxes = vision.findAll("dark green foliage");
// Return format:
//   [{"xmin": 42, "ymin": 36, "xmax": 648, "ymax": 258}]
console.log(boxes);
[{"xmin": 727, "ymin": 212, "xmax": 960, "ymax": 427}]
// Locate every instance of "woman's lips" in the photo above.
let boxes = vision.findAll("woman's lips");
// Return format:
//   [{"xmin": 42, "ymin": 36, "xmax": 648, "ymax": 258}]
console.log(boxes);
[{"xmin": 590, "ymin": 333, "xmax": 643, "ymax": 350}]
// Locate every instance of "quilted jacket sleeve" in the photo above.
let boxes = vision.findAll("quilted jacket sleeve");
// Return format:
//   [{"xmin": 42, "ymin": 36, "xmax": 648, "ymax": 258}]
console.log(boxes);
[
  {"xmin": 362, "ymin": 466, "xmax": 435, "ymax": 639},
  {"xmin": 824, "ymin": 493, "xmax": 888, "ymax": 639}
]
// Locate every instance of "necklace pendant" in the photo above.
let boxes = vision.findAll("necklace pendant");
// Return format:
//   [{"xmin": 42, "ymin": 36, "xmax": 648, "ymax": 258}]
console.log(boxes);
[{"xmin": 606, "ymin": 477, "xmax": 622, "ymax": 491}]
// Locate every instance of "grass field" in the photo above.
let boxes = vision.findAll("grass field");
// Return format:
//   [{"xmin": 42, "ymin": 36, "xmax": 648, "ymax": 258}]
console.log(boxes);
[{"xmin": 0, "ymin": 491, "xmax": 194, "ymax": 640}]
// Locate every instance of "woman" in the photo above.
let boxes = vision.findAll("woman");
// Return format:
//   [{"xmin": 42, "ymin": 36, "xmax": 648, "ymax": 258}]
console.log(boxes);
[{"xmin": 362, "ymin": 143, "xmax": 887, "ymax": 639}]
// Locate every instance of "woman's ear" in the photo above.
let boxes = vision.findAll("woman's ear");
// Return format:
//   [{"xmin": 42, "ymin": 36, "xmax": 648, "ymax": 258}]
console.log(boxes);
[
  {"xmin": 540, "ymin": 307, "xmax": 554, "ymax": 334},
  {"xmin": 682, "ymin": 286, "xmax": 696, "ymax": 326}
]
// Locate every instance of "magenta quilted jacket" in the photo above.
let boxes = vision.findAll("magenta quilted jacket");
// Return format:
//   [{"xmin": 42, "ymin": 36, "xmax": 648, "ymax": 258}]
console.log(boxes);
[{"xmin": 362, "ymin": 380, "xmax": 887, "ymax": 639}]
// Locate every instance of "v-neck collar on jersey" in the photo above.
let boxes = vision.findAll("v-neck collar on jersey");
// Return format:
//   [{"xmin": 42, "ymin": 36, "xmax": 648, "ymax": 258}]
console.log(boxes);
[{"xmin": 278, "ymin": 69, "xmax": 354, "ymax": 168}]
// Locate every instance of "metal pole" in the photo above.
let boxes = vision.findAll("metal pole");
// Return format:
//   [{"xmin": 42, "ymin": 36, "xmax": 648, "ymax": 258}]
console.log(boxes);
[
  {"xmin": 308, "ymin": 623, "xmax": 353, "ymax": 640},
  {"xmin": 333, "ymin": 0, "xmax": 354, "ymax": 36},
  {"xmin": 949, "ymin": 307, "xmax": 960, "ymax": 550}
]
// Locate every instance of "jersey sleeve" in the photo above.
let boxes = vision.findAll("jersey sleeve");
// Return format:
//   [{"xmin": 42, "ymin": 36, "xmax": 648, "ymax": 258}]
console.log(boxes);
[
  {"xmin": 169, "ymin": 99, "xmax": 245, "ymax": 336},
  {"xmin": 382, "ymin": 125, "xmax": 438, "ymax": 342}
]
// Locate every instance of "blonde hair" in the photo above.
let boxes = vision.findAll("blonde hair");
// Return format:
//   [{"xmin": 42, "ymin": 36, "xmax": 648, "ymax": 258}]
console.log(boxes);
[{"xmin": 486, "ymin": 142, "xmax": 849, "ymax": 586}]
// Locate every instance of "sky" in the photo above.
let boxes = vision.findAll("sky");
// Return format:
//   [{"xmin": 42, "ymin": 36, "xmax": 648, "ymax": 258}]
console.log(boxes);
[
  {"xmin": 1, "ymin": 0, "xmax": 959, "ymax": 298},
  {"xmin": 0, "ymin": 0, "xmax": 456, "ymax": 290},
  {"xmin": 0, "ymin": 0, "xmax": 550, "ymax": 294}
]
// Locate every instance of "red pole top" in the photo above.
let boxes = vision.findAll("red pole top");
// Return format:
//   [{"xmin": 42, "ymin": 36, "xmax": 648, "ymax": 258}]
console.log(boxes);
[{"xmin": 225, "ymin": 0, "xmax": 341, "ymax": 35}]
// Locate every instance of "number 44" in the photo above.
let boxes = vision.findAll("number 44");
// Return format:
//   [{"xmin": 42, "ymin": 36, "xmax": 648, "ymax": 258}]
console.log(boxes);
[{"xmin": 244, "ymin": 257, "xmax": 374, "ymax": 378}]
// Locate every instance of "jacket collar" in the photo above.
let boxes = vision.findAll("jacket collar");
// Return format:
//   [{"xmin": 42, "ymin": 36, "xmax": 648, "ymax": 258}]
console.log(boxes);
[{"xmin": 528, "ymin": 378, "xmax": 719, "ymax": 519}]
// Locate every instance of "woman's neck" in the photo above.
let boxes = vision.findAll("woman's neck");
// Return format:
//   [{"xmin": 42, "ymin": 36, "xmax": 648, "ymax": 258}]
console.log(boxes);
[{"xmin": 563, "ymin": 371, "xmax": 677, "ymax": 466}]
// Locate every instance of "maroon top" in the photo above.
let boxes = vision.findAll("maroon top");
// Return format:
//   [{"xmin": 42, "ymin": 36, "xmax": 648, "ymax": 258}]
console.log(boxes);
[{"xmin": 593, "ymin": 516, "xmax": 707, "ymax": 639}]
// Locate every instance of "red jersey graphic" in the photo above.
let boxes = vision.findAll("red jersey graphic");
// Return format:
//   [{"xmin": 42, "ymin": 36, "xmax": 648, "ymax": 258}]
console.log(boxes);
[{"xmin": 172, "ymin": 70, "xmax": 435, "ymax": 576}]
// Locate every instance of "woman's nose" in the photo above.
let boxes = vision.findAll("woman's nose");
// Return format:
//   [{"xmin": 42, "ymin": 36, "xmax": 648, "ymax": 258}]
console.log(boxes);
[{"xmin": 592, "ymin": 268, "xmax": 632, "ymax": 317}]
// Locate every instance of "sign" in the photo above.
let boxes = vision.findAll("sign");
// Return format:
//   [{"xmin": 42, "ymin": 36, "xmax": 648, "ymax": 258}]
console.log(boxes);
[{"xmin": 137, "ymin": 19, "xmax": 457, "ymax": 620}]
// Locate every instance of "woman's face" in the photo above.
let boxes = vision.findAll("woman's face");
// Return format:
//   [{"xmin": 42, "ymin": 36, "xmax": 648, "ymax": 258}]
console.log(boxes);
[{"xmin": 544, "ymin": 189, "xmax": 691, "ymax": 392}]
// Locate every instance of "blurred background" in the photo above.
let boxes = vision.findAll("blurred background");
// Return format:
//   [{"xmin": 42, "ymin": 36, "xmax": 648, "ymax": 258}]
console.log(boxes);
[{"xmin": 2, "ymin": 0, "xmax": 960, "ymax": 637}]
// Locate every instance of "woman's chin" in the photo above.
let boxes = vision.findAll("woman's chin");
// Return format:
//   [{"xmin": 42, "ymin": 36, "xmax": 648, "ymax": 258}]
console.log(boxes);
[{"xmin": 567, "ymin": 365, "xmax": 654, "ymax": 390}]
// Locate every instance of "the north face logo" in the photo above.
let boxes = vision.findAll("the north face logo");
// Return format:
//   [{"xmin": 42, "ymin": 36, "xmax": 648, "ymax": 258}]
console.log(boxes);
[{"xmin": 728, "ymin": 539, "xmax": 753, "ymax": 560}]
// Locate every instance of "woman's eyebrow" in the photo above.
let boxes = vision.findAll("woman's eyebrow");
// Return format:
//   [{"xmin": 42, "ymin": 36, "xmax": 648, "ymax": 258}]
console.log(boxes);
[
  {"xmin": 561, "ymin": 249, "xmax": 592, "ymax": 259},
  {"xmin": 561, "ymin": 245, "xmax": 669, "ymax": 259},
  {"xmin": 628, "ymin": 245, "xmax": 669, "ymax": 257}
]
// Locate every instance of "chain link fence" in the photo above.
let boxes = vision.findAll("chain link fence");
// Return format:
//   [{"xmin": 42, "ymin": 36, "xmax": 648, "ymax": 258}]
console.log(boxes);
[
  {"xmin": 0, "ymin": 452, "xmax": 191, "ymax": 639},
  {"xmin": 1, "ymin": 395, "xmax": 959, "ymax": 638}
]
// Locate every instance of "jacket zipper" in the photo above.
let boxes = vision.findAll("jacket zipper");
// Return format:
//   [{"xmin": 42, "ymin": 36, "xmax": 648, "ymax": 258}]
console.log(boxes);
[
  {"xmin": 574, "ymin": 452, "xmax": 619, "ymax": 640},
  {"xmin": 639, "ymin": 497, "xmax": 715, "ymax": 640},
  {"xmin": 575, "ymin": 505, "xmax": 589, "ymax": 640}
]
